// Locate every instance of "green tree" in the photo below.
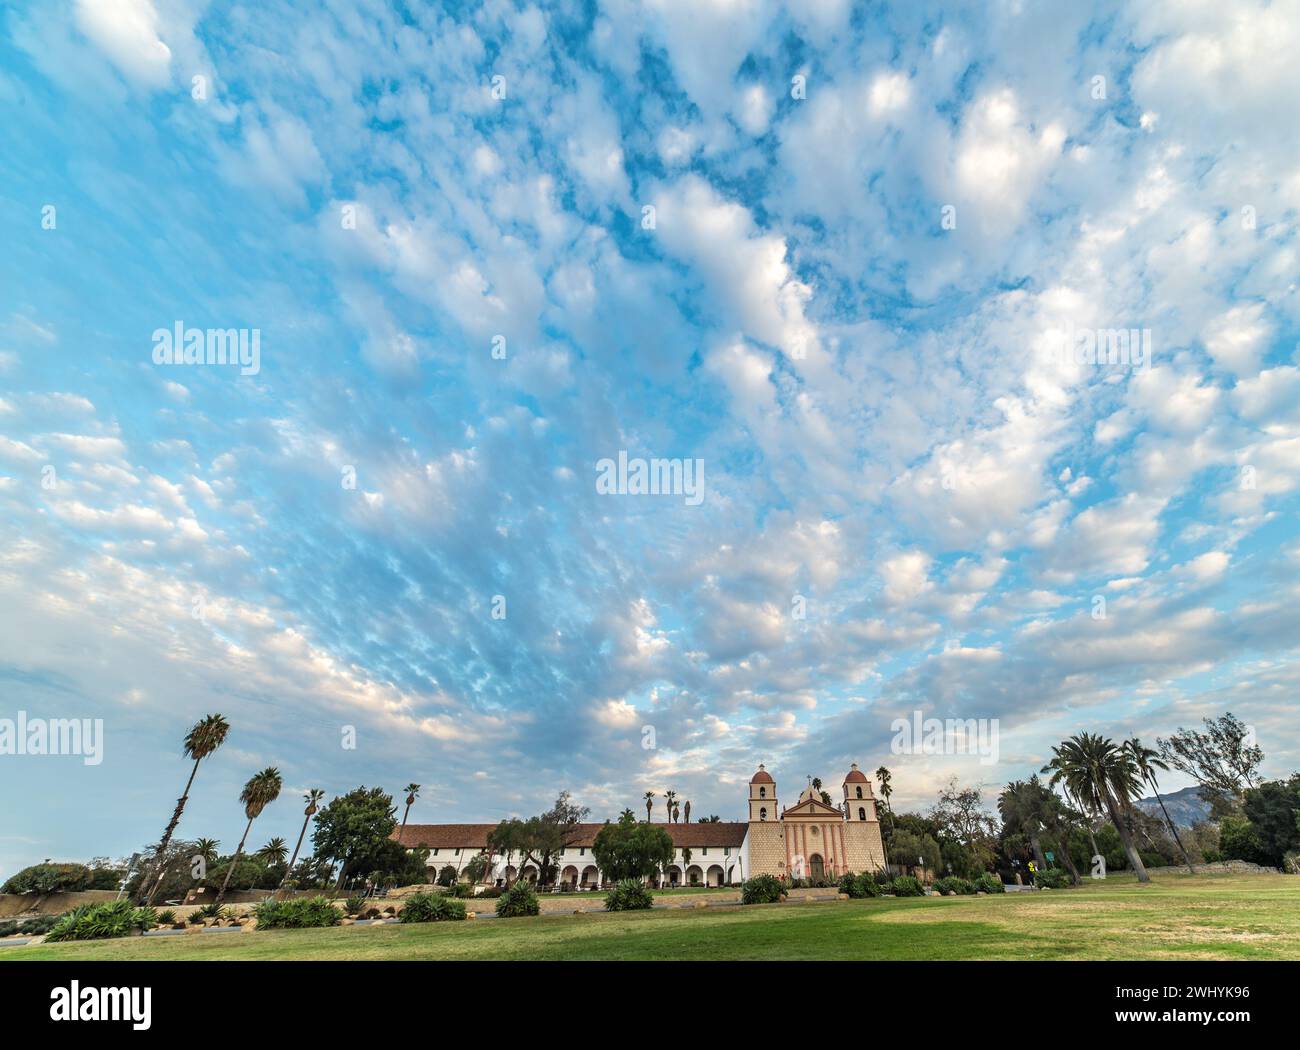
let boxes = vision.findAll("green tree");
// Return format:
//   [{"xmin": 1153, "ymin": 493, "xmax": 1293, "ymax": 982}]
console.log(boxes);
[
  {"xmin": 1157, "ymin": 712, "xmax": 1262, "ymax": 815},
  {"xmin": 998, "ymin": 779, "xmax": 1050, "ymax": 874},
  {"xmin": 1125, "ymin": 737, "xmax": 1195, "ymax": 873},
  {"xmin": 310, "ymin": 786, "xmax": 398, "ymax": 891},
  {"xmin": 890, "ymin": 828, "xmax": 940, "ymax": 878},
  {"xmin": 1043, "ymin": 733, "xmax": 1149, "ymax": 883},
  {"xmin": 1241, "ymin": 775, "xmax": 1300, "ymax": 866},
  {"xmin": 591, "ymin": 812, "xmax": 674, "ymax": 882},
  {"xmin": 643, "ymin": 790, "xmax": 655, "ymax": 822},
  {"xmin": 142, "ymin": 713, "xmax": 230, "ymax": 904},
  {"xmin": 1219, "ymin": 815, "xmax": 1268, "ymax": 865},
  {"xmin": 216, "ymin": 767, "xmax": 283, "ymax": 904}
]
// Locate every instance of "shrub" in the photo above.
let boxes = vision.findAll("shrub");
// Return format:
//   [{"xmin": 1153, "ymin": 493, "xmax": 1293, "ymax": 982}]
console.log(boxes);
[
  {"xmin": 889, "ymin": 875, "xmax": 924, "ymax": 897},
  {"xmin": 45, "ymin": 901, "xmax": 154, "ymax": 942},
  {"xmin": 449, "ymin": 882, "xmax": 474, "ymax": 898},
  {"xmin": 344, "ymin": 896, "xmax": 367, "ymax": 915},
  {"xmin": 253, "ymin": 896, "xmax": 340, "ymax": 929},
  {"xmin": 837, "ymin": 873, "xmax": 859, "ymax": 897},
  {"xmin": 933, "ymin": 876, "xmax": 977, "ymax": 896},
  {"xmin": 475, "ymin": 886, "xmax": 503, "ymax": 898},
  {"xmin": 399, "ymin": 892, "xmax": 467, "ymax": 923},
  {"xmin": 855, "ymin": 873, "xmax": 883, "ymax": 897},
  {"xmin": 605, "ymin": 879, "xmax": 654, "ymax": 911},
  {"xmin": 194, "ymin": 902, "xmax": 230, "ymax": 920},
  {"xmin": 740, "ymin": 874, "xmax": 785, "ymax": 905},
  {"xmin": 974, "ymin": 873, "xmax": 1004, "ymax": 894},
  {"xmin": 436, "ymin": 865, "xmax": 458, "ymax": 887},
  {"xmin": 156, "ymin": 909, "xmax": 177, "ymax": 926},
  {"xmin": 1, "ymin": 862, "xmax": 93, "ymax": 895},
  {"xmin": 1033, "ymin": 867, "xmax": 1070, "ymax": 889},
  {"xmin": 495, "ymin": 883, "xmax": 540, "ymax": 918}
]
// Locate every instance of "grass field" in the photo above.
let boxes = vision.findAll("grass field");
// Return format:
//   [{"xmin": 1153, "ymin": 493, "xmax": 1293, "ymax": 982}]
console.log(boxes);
[{"xmin": 5, "ymin": 873, "xmax": 1297, "ymax": 961}]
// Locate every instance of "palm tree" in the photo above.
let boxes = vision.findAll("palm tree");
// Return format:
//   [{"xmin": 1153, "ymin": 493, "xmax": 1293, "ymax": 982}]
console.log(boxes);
[
  {"xmin": 875, "ymin": 766, "xmax": 894, "ymax": 827},
  {"xmin": 643, "ymin": 790, "xmax": 655, "ymax": 822},
  {"xmin": 399, "ymin": 783, "xmax": 420, "ymax": 843},
  {"xmin": 999, "ymin": 778, "xmax": 1050, "ymax": 873},
  {"xmin": 216, "ymin": 767, "xmax": 283, "ymax": 904},
  {"xmin": 281, "ymin": 788, "xmax": 324, "ymax": 889},
  {"xmin": 664, "ymin": 790, "xmax": 677, "ymax": 824},
  {"xmin": 143, "ymin": 713, "xmax": 231, "ymax": 904},
  {"xmin": 672, "ymin": 802, "xmax": 680, "ymax": 823},
  {"xmin": 1039, "ymin": 786, "xmax": 1083, "ymax": 885},
  {"xmin": 257, "ymin": 837, "xmax": 288, "ymax": 865},
  {"xmin": 1043, "ymin": 733, "xmax": 1149, "ymax": 883},
  {"xmin": 194, "ymin": 838, "xmax": 220, "ymax": 866},
  {"xmin": 1126, "ymin": 738, "xmax": 1194, "ymax": 874},
  {"xmin": 683, "ymin": 800, "xmax": 691, "ymax": 824}
]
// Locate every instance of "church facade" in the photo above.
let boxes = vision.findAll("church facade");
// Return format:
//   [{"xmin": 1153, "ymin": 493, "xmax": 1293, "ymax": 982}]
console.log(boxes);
[{"xmin": 394, "ymin": 763, "xmax": 886, "ymax": 887}]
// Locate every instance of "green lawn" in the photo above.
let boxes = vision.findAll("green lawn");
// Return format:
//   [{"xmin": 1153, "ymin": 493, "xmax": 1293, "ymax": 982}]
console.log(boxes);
[{"xmin": 5, "ymin": 873, "xmax": 1298, "ymax": 961}]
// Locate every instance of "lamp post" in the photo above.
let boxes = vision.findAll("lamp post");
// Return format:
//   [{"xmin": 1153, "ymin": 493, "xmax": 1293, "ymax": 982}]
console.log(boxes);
[{"xmin": 919, "ymin": 855, "xmax": 926, "ymax": 887}]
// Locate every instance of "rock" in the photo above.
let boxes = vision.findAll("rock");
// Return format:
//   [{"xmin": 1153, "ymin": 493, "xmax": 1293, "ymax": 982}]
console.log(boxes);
[
  {"xmin": 942, "ymin": 890, "xmax": 955, "ymax": 897},
  {"xmin": 837, "ymin": 893, "xmax": 850, "ymax": 900},
  {"xmin": 693, "ymin": 900, "xmax": 708, "ymax": 908},
  {"xmin": 340, "ymin": 918, "xmax": 355, "ymax": 926},
  {"xmin": 573, "ymin": 908, "xmax": 586, "ymax": 914},
  {"xmin": 361, "ymin": 907, "xmax": 381, "ymax": 919},
  {"xmin": 466, "ymin": 912, "xmax": 477, "ymax": 919},
  {"xmin": 383, "ymin": 906, "xmax": 397, "ymax": 916},
  {"xmin": 976, "ymin": 891, "xmax": 987, "ymax": 896}
]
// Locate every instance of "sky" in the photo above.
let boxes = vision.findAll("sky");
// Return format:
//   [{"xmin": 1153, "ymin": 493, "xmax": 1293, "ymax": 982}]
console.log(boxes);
[{"xmin": 1, "ymin": 0, "xmax": 1298, "ymax": 877}]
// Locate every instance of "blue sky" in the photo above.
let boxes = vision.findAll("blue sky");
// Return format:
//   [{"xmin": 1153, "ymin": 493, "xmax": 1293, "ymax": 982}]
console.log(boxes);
[{"xmin": 1, "ymin": 0, "xmax": 1298, "ymax": 876}]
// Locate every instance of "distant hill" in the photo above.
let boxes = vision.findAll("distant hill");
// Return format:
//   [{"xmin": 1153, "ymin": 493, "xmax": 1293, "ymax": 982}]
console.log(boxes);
[{"xmin": 1134, "ymin": 785, "xmax": 1212, "ymax": 827}]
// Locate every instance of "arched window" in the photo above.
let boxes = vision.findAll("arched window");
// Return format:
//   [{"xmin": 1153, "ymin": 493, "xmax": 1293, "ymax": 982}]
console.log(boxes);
[
  {"xmin": 759, "ymin": 786, "xmax": 766, "ymax": 798},
  {"xmin": 856, "ymin": 786, "xmax": 863, "ymax": 798},
  {"xmin": 760, "ymin": 807, "xmax": 767, "ymax": 821},
  {"xmin": 858, "ymin": 807, "xmax": 866, "ymax": 821}
]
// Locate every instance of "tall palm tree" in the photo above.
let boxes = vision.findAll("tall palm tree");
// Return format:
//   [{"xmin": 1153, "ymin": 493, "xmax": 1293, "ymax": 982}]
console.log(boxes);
[
  {"xmin": 664, "ymin": 790, "xmax": 677, "ymax": 824},
  {"xmin": 216, "ymin": 768, "xmax": 283, "ymax": 904},
  {"xmin": 683, "ymin": 800, "xmax": 691, "ymax": 824},
  {"xmin": 143, "ymin": 714, "xmax": 231, "ymax": 904},
  {"xmin": 398, "ymin": 783, "xmax": 420, "ymax": 842},
  {"xmin": 194, "ymin": 838, "xmax": 220, "ymax": 866},
  {"xmin": 643, "ymin": 790, "xmax": 655, "ymax": 822},
  {"xmin": 257, "ymin": 837, "xmax": 288, "ymax": 865},
  {"xmin": 281, "ymin": 788, "xmax": 324, "ymax": 889},
  {"xmin": 1043, "ymin": 733, "xmax": 1149, "ymax": 883},
  {"xmin": 875, "ymin": 766, "xmax": 894, "ymax": 827},
  {"xmin": 1126, "ymin": 738, "xmax": 1195, "ymax": 874},
  {"xmin": 1039, "ymin": 788, "xmax": 1083, "ymax": 885}
]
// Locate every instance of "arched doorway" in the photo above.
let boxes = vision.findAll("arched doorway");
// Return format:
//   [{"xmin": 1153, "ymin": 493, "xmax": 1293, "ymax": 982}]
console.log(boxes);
[
  {"xmin": 667, "ymin": 865, "xmax": 682, "ymax": 886},
  {"xmin": 706, "ymin": 865, "xmax": 724, "ymax": 886},
  {"xmin": 686, "ymin": 865, "xmax": 703, "ymax": 886},
  {"xmin": 521, "ymin": 866, "xmax": 539, "ymax": 885},
  {"xmin": 809, "ymin": 854, "xmax": 824, "ymax": 881},
  {"xmin": 580, "ymin": 865, "xmax": 598, "ymax": 889},
  {"xmin": 560, "ymin": 865, "xmax": 579, "ymax": 890}
]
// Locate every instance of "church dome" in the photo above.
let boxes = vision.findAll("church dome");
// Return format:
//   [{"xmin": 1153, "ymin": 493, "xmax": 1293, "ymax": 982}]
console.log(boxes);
[
  {"xmin": 843, "ymin": 762, "xmax": 869, "ymax": 784},
  {"xmin": 750, "ymin": 764, "xmax": 774, "ymax": 785}
]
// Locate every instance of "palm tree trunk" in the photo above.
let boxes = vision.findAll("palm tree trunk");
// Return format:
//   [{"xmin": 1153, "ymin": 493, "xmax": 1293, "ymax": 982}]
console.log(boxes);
[
  {"xmin": 142, "ymin": 758, "xmax": 201, "ymax": 904},
  {"xmin": 216, "ymin": 817, "xmax": 254, "ymax": 905},
  {"xmin": 1151, "ymin": 783, "xmax": 1195, "ymax": 875},
  {"xmin": 1057, "ymin": 834, "xmax": 1081, "ymax": 885},
  {"xmin": 1105, "ymin": 792, "xmax": 1149, "ymax": 883},
  {"xmin": 279, "ymin": 812, "xmax": 312, "ymax": 892},
  {"xmin": 400, "ymin": 801, "xmax": 412, "ymax": 841},
  {"xmin": 1029, "ymin": 832, "xmax": 1048, "ymax": 873}
]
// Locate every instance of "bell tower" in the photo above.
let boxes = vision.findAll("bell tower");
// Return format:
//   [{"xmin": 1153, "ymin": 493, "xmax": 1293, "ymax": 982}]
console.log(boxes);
[
  {"xmin": 748, "ymin": 764, "xmax": 776, "ymax": 822},
  {"xmin": 843, "ymin": 762, "xmax": 875, "ymax": 822}
]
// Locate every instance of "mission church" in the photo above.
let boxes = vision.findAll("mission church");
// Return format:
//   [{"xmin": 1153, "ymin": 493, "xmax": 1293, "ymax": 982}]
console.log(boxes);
[{"xmin": 394, "ymin": 763, "xmax": 887, "ymax": 888}]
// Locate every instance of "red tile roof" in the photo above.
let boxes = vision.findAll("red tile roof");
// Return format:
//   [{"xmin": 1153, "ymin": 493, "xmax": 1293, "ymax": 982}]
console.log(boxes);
[{"xmin": 393, "ymin": 821, "xmax": 748, "ymax": 850}]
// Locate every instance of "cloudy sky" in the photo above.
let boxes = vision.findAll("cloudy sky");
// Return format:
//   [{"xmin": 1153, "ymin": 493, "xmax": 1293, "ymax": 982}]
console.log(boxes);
[{"xmin": 1, "ymin": 0, "xmax": 1298, "ymax": 876}]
